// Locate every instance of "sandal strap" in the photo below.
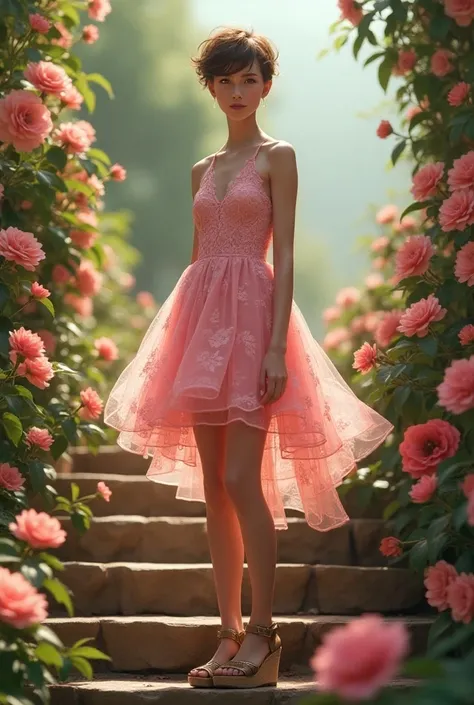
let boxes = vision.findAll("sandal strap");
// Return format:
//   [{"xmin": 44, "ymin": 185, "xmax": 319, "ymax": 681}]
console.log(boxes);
[
  {"xmin": 245, "ymin": 622, "xmax": 279, "ymax": 639},
  {"xmin": 189, "ymin": 658, "xmax": 220, "ymax": 677},
  {"xmin": 217, "ymin": 627, "xmax": 245, "ymax": 644},
  {"xmin": 219, "ymin": 659, "xmax": 259, "ymax": 676}
]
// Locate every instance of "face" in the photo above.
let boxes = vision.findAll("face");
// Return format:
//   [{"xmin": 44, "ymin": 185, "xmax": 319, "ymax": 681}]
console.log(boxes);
[{"xmin": 209, "ymin": 59, "xmax": 271, "ymax": 120}]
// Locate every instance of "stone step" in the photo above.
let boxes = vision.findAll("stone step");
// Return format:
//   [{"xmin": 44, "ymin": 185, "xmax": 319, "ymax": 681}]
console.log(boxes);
[
  {"xmin": 55, "ymin": 515, "xmax": 387, "ymax": 566},
  {"xmin": 50, "ymin": 673, "xmax": 418, "ymax": 705},
  {"xmin": 47, "ymin": 614, "xmax": 433, "ymax": 674},
  {"xmin": 55, "ymin": 562, "xmax": 423, "ymax": 617},
  {"xmin": 43, "ymin": 472, "xmax": 392, "ymax": 520}
]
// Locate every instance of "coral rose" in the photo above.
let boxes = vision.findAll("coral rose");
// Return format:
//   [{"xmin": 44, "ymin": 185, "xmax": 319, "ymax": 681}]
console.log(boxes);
[
  {"xmin": 461, "ymin": 474, "xmax": 474, "ymax": 499},
  {"xmin": 94, "ymin": 336, "xmax": 119, "ymax": 361},
  {"xmin": 365, "ymin": 273, "xmax": 384, "ymax": 289},
  {"xmin": 409, "ymin": 475, "xmax": 438, "ymax": 503},
  {"xmin": 353, "ymin": 342, "xmax": 377, "ymax": 374},
  {"xmin": 440, "ymin": 189, "xmax": 474, "ymax": 232},
  {"xmin": 438, "ymin": 356, "xmax": 474, "ymax": 414},
  {"xmin": 322, "ymin": 306, "xmax": 341, "ymax": 325},
  {"xmin": 406, "ymin": 106, "xmax": 422, "ymax": 121},
  {"xmin": 425, "ymin": 561, "xmax": 458, "ymax": 611},
  {"xmin": 10, "ymin": 509, "xmax": 66, "ymax": 549},
  {"xmin": 79, "ymin": 387, "xmax": 103, "ymax": 420},
  {"xmin": 0, "ymin": 463, "xmax": 25, "ymax": 491},
  {"xmin": 74, "ymin": 260, "xmax": 102, "ymax": 296},
  {"xmin": 431, "ymin": 49, "xmax": 455, "ymax": 77},
  {"xmin": 323, "ymin": 327, "xmax": 350, "ymax": 351},
  {"xmin": 380, "ymin": 537, "xmax": 403, "ymax": 557},
  {"xmin": 9, "ymin": 327, "xmax": 44, "ymax": 366},
  {"xmin": 394, "ymin": 235, "xmax": 434, "ymax": 283},
  {"xmin": 371, "ymin": 236, "xmax": 389, "ymax": 253},
  {"xmin": 60, "ymin": 85, "xmax": 83, "ymax": 110},
  {"xmin": 448, "ymin": 82, "xmax": 470, "ymax": 107},
  {"xmin": 25, "ymin": 427, "xmax": 54, "ymax": 451},
  {"xmin": 311, "ymin": 614, "xmax": 409, "ymax": 700},
  {"xmin": 36, "ymin": 329, "xmax": 56, "ymax": 356},
  {"xmin": 110, "ymin": 163, "xmax": 127, "ymax": 182},
  {"xmin": 24, "ymin": 61, "xmax": 72, "ymax": 96},
  {"xmin": 444, "ymin": 0, "xmax": 474, "ymax": 26},
  {"xmin": 0, "ymin": 567, "xmax": 48, "ymax": 629},
  {"xmin": 0, "ymin": 227, "xmax": 45, "ymax": 271},
  {"xmin": 455, "ymin": 241, "xmax": 474, "ymax": 285},
  {"xmin": 29, "ymin": 14, "xmax": 51, "ymax": 33},
  {"xmin": 52, "ymin": 22, "xmax": 73, "ymax": 49},
  {"xmin": 0, "ymin": 90, "xmax": 53, "ymax": 152},
  {"xmin": 338, "ymin": 0, "xmax": 363, "ymax": 25},
  {"xmin": 411, "ymin": 162, "xmax": 444, "ymax": 201},
  {"xmin": 398, "ymin": 294, "xmax": 446, "ymax": 338},
  {"xmin": 376, "ymin": 204, "xmax": 398, "ymax": 224},
  {"xmin": 400, "ymin": 419, "xmax": 460, "ymax": 478},
  {"xmin": 335, "ymin": 286, "xmax": 360, "ymax": 308},
  {"xmin": 88, "ymin": 0, "xmax": 112, "ymax": 21},
  {"xmin": 395, "ymin": 215, "xmax": 417, "ymax": 232},
  {"xmin": 17, "ymin": 355, "xmax": 54, "ymax": 389},
  {"xmin": 31, "ymin": 282, "xmax": 50, "ymax": 299},
  {"xmin": 70, "ymin": 230, "xmax": 98, "ymax": 249},
  {"xmin": 377, "ymin": 120, "xmax": 393, "ymax": 139},
  {"xmin": 55, "ymin": 122, "xmax": 93, "ymax": 154},
  {"xmin": 375, "ymin": 310, "xmax": 402, "ymax": 348},
  {"xmin": 395, "ymin": 49, "xmax": 417, "ymax": 75},
  {"xmin": 136, "ymin": 291, "xmax": 156, "ymax": 309},
  {"xmin": 447, "ymin": 574, "xmax": 474, "ymax": 623},
  {"xmin": 52, "ymin": 264, "xmax": 72, "ymax": 284},
  {"xmin": 448, "ymin": 152, "xmax": 474, "ymax": 191},
  {"xmin": 459, "ymin": 324, "xmax": 474, "ymax": 346},
  {"xmin": 64, "ymin": 293, "xmax": 93, "ymax": 317},
  {"xmin": 82, "ymin": 25, "xmax": 100, "ymax": 43},
  {"xmin": 97, "ymin": 481, "xmax": 112, "ymax": 502}
]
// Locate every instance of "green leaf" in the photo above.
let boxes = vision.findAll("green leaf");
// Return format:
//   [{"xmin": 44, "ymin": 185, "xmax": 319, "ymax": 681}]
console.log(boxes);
[
  {"xmin": 71, "ymin": 482, "xmax": 80, "ymax": 502},
  {"xmin": 2, "ymin": 412, "xmax": 23, "ymax": 446},
  {"xmin": 70, "ymin": 655, "xmax": 93, "ymax": 679},
  {"xmin": 46, "ymin": 146, "xmax": 68, "ymax": 171},
  {"xmin": 429, "ymin": 14, "xmax": 452, "ymax": 41},
  {"xmin": 43, "ymin": 578, "xmax": 74, "ymax": 617},
  {"xmin": 417, "ymin": 336, "xmax": 438, "ymax": 357},
  {"xmin": 87, "ymin": 73, "xmax": 114, "ymax": 99},
  {"xmin": 61, "ymin": 417, "xmax": 78, "ymax": 443},
  {"xmin": 50, "ymin": 435, "xmax": 69, "ymax": 461},
  {"xmin": 39, "ymin": 552, "xmax": 64, "ymax": 571},
  {"xmin": 0, "ymin": 282, "xmax": 10, "ymax": 311},
  {"xmin": 427, "ymin": 611, "xmax": 454, "ymax": 650},
  {"xmin": 55, "ymin": 362, "xmax": 81, "ymax": 377},
  {"xmin": 374, "ymin": 0, "xmax": 391, "ymax": 10},
  {"xmin": 391, "ymin": 140, "xmax": 406, "ymax": 166},
  {"xmin": 383, "ymin": 499, "xmax": 400, "ymax": 520},
  {"xmin": 87, "ymin": 148, "xmax": 111, "ymax": 165},
  {"xmin": 400, "ymin": 200, "xmax": 431, "ymax": 220},
  {"xmin": 402, "ymin": 657, "xmax": 445, "ymax": 679},
  {"xmin": 378, "ymin": 55, "xmax": 394, "ymax": 92},
  {"xmin": 408, "ymin": 111, "xmax": 432, "ymax": 131},
  {"xmin": 15, "ymin": 385, "xmax": 33, "ymax": 401},
  {"xmin": 38, "ymin": 297, "xmax": 55, "ymax": 317},
  {"xmin": 35, "ymin": 625, "xmax": 64, "ymax": 649},
  {"xmin": 35, "ymin": 642, "xmax": 64, "ymax": 668},
  {"xmin": 429, "ymin": 622, "xmax": 474, "ymax": 658},
  {"xmin": 408, "ymin": 539, "xmax": 429, "ymax": 571},
  {"xmin": 69, "ymin": 646, "xmax": 111, "ymax": 661},
  {"xmin": 29, "ymin": 460, "xmax": 47, "ymax": 493},
  {"xmin": 37, "ymin": 170, "xmax": 67, "ymax": 192}
]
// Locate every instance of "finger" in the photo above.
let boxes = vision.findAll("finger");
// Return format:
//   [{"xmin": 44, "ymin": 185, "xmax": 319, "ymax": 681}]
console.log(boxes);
[
  {"xmin": 271, "ymin": 379, "xmax": 283, "ymax": 403},
  {"xmin": 259, "ymin": 366, "xmax": 267, "ymax": 397},
  {"xmin": 261, "ymin": 378, "xmax": 276, "ymax": 405}
]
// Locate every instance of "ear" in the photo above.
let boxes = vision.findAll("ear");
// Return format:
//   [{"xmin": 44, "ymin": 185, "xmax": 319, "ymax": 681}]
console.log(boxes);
[
  {"xmin": 262, "ymin": 79, "xmax": 272, "ymax": 99},
  {"xmin": 207, "ymin": 80, "xmax": 216, "ymax": 99}
]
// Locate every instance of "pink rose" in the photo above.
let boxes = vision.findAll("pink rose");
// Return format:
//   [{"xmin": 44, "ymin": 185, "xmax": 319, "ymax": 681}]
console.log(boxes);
[
  {"xmin": 52, "ymin": 22, "xmax": 73, "ymax": 49},
  {"xmin": 24, "ymin": 61, "xmax": 72, "ymax": 96},
  {"xmin": 365, "ymin": 273, "xmax": 384, "ymax": 289},
  {"xmin": 17, "ymin": 356, "xmax": 54, "ymax": 389},
  {"xmin": 424, "ymin": 561, "xmax": 458, "ymax": 611},
  {"xmin": 431, "ymin": 49, "xmax": 455, "ymax": 77},
  {"xmin": 398, "ymin": 294, "xmax": 447, "ymax": 338},
  {"xmin": 79, "ymin": 387, "xmax": 103, "ymax": 420},
  {"xmin": 136, "ymin": 291, "xmax": 156, "ymax": 309},
  {"xmin": 74, "ymin": 260, "xmax": 102, "ymax": 296},
  {"xmin": 448, "ymin": 82, "xmax": 471, "ymax": 107},
  {"xmin": 60, "ymin": 85, "xmax": 83, "ymax": 110},
  {"xmin": 55, "ymin": 122, "xmax": 93, "ymax": 154},
  {"xmin": 373, "ymin": 257, "xmax": 387, "ymax": 270},
  {"xmin": 323, "ymin": 327, "xmax": 350, "ymax": 351},
  {"xmin": 409, "ymin": 475, "xmax": 438, "ymax": 503},
  {"xmin": 36, "ymin": 329, "xmax": 56, "ymax": 356},
  {"xmin": 375, "ymin": 310, "xmax": 402, "ymax": 348},
  {"xmin": 411, "ymin": 162, "xmax": 444, "ymax": 201},
  {"xmin": 25, "ymin": 427, "xmax": 54, "ymax": 451},
  {"xmin": 448, "ymin": 152, "xmax": 474, "ymax": 191},
  {"xmin": 110, "ymin": 163, "xmax": 127, "ymax": 182},
  {"xmin": 64, "ymin": 293, "xmax": 93, "ymax": 317},
  {"xmin": 0, "ymin": 567, "xmax": 48, "ymax": 629},
  {"xmin": 440, "ymin": 189, "xmax": 474, "ymax": 232},
  {"xmin": 31, "ymin": 282, "xmax": 50, "ymax": 299},
  {"xmin": 376, "ymin": 204, "xmax": 398, "ymax": 224},
  {"xmin": 29, "ymin": 14, "xmax": 51, "ymax": 33},
  {"xmin": 447, "ymin": 574, "xmax": 474, "ymax": 623},
  {"xmin": 0, "ymin": 90, "xmax": 53, "ymax": 152},
  {"xmin": 377, "ymin": 120, "xmax": 393, "ymax": 139},
  {"xmin": 10, "ymin": 509, "xmax": 66, "ymax": 549},
  {"xmin": 394, "ymin": 215, "xmax": 417, "ymax": 233},
  {"xmin": 461, "ymin": 474, "xmax": 474, "ymax": 498},
  {"xmin": 400, "ymin": 419, "xmax": 460, "ymax": 478},
  {"xmin": 97, "ymin": 481, "xmax": 112, "ymax": 502},
  {"xmin": 338, "ymin": 0, "xmax": 363, "ymax": 25},
  {"xmin": 380, "ymin": 537, "xmax": 403, "ymax": 557},
  {"xmin": 455, "ymin": 242, "xmax": 474, "ymax": 285},
  {"xmin": 363, "ymin": 312, "xmax": 382, "ymax": 333},
  {"xmin": 52, "ymin": 264, "xmax": 72, "ymax": 284},
  {"xmin": 75, "ymin": 120, "xmax": 96, "ymax": 143},
  {"xmin": 9, "ymin": 327, "xmax": 45, "ymax": 364},
  {"xmin": 353, "ymin": 342, "xmax": 377, "ymax": 374},
  {"xmin": 394, "ymin": 235, "xmax": 434, "ymax": 283},
  {"xmin": 322, "ymin": 306, "xmax": 341, "ymax": 325},
  {"xmin": 120, "ymin": 273, "xmax": 135, "ymax": 289},
  {"xmin": 335, "ymin": 286, "xmax": 360, "ymax": 308},
  {"xmin": 0, "ymin": 227, "xmax": 45, "ymax": 271},
  {"xmin": 0, "ymin": 463, "xmax": 25, "ymax": 491},
  {"xmin": 444, "ymin": 0, "xmax": 474, "ymax": 26},
  {"xmin": 406, "ymin": 106, "xmax": 422, "ymax": 121},
  {"xmin": 94, "ymin": 336, "xmax": 119, "ymax": 361},
  {"xmin": 82, "ymin": 25, "xmax": 100, "ymax": 44},
  {"xmin": 70, "ymin": 230, "xmax": 98, "ymax": 249},
  {"xmin": 311, "ymin": 615, "xmax": 409, "ymax": 700},
  {"xmin": 438, "ymin": 356, "xmax": 474, "ymax": 414},
  {"xmin": 77, "ymin": 208, "xmax": 98, "ymax": 227},
  {"xmin": 395, "ymin": 49, "xmax": 417, "ymax": 75},
  {"xmin": 371, "ymin": 236, "xmax": 389, "ymax": 253},
  {"xmin": 459, "ymin": 324, "xmax": 474, "ymax": 346},
  {"xmin": 88, "ymin": 0, "xmax": 112, "ymax": 21}
]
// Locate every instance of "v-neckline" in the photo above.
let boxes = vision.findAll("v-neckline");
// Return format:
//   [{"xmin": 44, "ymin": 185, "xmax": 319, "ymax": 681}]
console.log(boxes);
[{"xmin": 212, "ymin": 154, "xmax": 254, "ymax": 204}]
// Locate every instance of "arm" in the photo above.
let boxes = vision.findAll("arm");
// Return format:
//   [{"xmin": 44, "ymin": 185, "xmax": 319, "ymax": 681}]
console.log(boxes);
[
  {"xmin": 260, "ymin": 142, "xmax": 298, "ymax": 405},
  {"xmin": 190, "ymin": 162, "xmax": 205, "ymax": 264}
]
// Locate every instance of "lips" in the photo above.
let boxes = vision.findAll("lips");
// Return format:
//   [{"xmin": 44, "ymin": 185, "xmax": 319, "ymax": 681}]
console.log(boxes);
[{"xmin": 230, "ymin": 104, "xmax": 246, "ymax": 109}]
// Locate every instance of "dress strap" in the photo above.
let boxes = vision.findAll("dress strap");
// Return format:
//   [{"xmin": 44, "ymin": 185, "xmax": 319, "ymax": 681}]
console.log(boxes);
[{"xmin": 252, "ymin": 142, "xmax": 265, "ymax": 160}]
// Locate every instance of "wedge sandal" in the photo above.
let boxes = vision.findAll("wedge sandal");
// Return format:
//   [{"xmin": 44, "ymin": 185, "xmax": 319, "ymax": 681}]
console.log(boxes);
[{"xmin": 187, "ymin": 627, "xmax": 245, "ymax": 688}]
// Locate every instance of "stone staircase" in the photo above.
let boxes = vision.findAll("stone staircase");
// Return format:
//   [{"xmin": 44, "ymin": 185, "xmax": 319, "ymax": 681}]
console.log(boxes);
[{"xmin": 45, "ymin": 447, "xmax": 433, "ymax": 704}]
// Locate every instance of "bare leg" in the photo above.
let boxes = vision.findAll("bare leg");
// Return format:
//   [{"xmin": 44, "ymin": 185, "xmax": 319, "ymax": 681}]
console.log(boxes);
[
  {"xmin": 189, "ymin": 423, "xmax": 245, "ymax": 679},
  {"xmin": 214, "ymin": 421, "xmax": 277, "ymax": 676}
]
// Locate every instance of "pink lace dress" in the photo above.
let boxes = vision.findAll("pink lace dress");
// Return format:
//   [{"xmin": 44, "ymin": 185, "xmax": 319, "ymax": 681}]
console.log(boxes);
[{"xmin": 104, "ymin": 144, "xmax": 393, "ymax": 531}]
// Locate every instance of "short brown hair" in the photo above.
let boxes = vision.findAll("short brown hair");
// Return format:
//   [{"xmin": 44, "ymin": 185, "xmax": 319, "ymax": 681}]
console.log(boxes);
[{"xmin": 192, "ymin": 27, "xmax": 279, "ymax": 86}]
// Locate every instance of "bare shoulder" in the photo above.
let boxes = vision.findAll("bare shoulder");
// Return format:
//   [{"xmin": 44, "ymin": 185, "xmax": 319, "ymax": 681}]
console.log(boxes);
[
  {"xmin": 266, "ymin": 140, "xmax": 296, "ymax": 164},
  {"xmin": 191, "ymin": 155, "xmax": 213, "ymax": 195}
]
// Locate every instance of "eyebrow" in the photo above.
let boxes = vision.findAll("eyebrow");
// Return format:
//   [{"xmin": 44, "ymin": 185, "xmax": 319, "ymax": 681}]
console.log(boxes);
[{"xmin": 241, "ymin": 72, "xmax": 258, "ymax": 77}]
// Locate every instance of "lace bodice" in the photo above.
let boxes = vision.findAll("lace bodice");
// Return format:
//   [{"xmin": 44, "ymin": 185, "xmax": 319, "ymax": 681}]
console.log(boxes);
[{"xmin": 192, "ymin": 146, "xmax": 273, "ymax": 261}]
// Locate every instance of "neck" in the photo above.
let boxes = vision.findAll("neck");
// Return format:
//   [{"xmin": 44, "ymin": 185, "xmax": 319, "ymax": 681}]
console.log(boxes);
[{"xmin": 224, "ymin": 113, "xmax": 265, "ymax": 150}]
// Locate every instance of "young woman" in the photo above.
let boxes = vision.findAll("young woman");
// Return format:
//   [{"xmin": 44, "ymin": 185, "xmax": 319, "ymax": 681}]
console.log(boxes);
[{"xmin": 104, "ymin": 27, "xmax": 393, "ymax": 690}]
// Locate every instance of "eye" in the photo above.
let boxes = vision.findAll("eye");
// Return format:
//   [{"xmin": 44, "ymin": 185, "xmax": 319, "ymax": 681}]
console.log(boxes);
[
  {"xmin": 246, "ymin": 78, "xmax": 257, "ymax": 83},
  {"xmin": 219, "ymin": 78, "xmax": 229, "ymax": 84}
]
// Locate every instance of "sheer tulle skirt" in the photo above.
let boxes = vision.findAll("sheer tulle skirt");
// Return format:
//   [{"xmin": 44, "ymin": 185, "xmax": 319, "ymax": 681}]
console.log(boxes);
[{"xmin": 104, "ymin": 256, "xmax": 393, "ymax": 531}]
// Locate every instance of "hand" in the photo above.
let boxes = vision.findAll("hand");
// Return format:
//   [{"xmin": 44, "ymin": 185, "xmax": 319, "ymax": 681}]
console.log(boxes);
[{"xmin": 259, "ymin": 348, "xmax": 288, "ymax": 405}]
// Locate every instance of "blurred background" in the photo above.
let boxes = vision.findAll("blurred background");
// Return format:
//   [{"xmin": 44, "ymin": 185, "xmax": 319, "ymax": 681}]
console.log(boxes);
[{"xmin": 79, "ymin": 0, "xmax": 411, "ymax": 336}]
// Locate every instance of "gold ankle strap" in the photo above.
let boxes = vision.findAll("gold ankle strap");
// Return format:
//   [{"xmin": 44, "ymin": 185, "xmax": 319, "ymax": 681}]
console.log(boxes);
[
  {"xmin": 245, "ymin": 622, "xmax": 279, "ymax": 639},
  {"xmin": 217, "ymin": 627, "xmax": 245, "ymax": 644}
]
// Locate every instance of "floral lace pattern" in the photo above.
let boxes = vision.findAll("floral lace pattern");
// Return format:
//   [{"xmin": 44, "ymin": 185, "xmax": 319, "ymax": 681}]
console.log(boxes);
[{"xmin": 104, "ymin": 147, "xmax": 393, "ymax": 531}]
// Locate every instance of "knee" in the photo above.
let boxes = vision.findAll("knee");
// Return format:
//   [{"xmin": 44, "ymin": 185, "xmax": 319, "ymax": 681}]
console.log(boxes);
[
  {"xmin": 224, "ymin": 466, "xmax": 247, "ymax": 507},
  {"xmin": 203, "ymin": 470, "xmax": 227, "ymax": 507}
]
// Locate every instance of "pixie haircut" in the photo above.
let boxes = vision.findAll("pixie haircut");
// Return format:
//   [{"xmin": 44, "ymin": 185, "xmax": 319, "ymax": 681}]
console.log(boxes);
[{"xmin": 192, "ymin": 27, "xmax": 279, "ymax": 86}]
